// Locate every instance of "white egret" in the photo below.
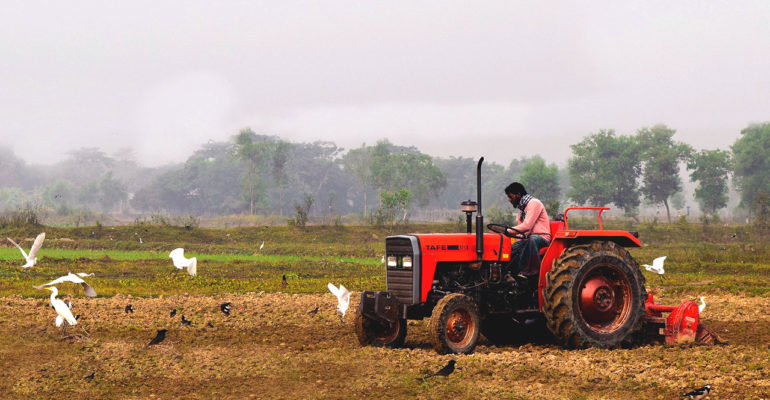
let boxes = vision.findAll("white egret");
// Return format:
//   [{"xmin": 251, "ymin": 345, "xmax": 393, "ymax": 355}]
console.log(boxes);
[
  {"xmin": 260, "ymin": 241, "xmax": 265, "ymax": 250},
  {"xmin": 34, "ymin": 272, "xmax": 97, "ymax": 297},
  {"xmin": 698, "ymin": 296, "xmax": 706, "ymax": 313},
  {"xmin": 327, "ymin": 283, "xmax": 351, "ymax": 320},
  {"xmin": 169, "ymin": 248, "xmax": 197, "ymax": 276},
  {"xmin": 47, "ymin": 286, "xmax": 77, "ymax": 327},
  {"xmin": 7, "ymin": 232, "xmax": 46, "ymax": 268},
  {"xmin": 642, "ymin": 256, "xmax": 666, "ymax": 279}
]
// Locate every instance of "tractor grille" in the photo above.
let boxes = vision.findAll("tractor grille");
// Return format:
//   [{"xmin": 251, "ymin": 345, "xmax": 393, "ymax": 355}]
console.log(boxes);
[{"xmin": 385, "ymin": 236, "xmax": 420, "ymax": 305}]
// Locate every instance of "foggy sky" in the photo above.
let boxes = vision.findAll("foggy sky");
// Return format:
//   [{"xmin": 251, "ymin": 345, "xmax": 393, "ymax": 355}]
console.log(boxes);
[{"xmin": 1, "ymin": 1, "xmax": 769, "ymax": 167}]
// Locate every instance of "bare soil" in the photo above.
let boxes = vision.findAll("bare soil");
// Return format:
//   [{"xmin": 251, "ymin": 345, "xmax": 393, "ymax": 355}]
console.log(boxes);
[{"xmin": 1, "ymin": 292, "xmax": 769, "ymax": 399}]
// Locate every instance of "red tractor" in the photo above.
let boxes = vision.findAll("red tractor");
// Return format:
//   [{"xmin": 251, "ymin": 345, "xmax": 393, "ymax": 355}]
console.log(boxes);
[{"xmin": 355, "ymin": 158, "xmax": 721, "ymax": 353}]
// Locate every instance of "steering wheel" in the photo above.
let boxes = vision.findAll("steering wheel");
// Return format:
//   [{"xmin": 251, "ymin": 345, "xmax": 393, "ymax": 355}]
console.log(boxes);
[{"xmin": 487, "ymin": 223, "xmax": 528, "ymax": 239}]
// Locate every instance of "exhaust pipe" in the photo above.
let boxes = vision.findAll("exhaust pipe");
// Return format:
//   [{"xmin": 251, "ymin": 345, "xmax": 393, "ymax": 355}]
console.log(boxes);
[{"xmin": 476, "ymin": 157, "xmax": 484, "ymax": 261}]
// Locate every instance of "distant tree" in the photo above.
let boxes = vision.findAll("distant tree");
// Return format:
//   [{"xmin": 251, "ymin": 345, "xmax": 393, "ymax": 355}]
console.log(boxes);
[
  {"xmin": 343, "ymin": 144, "xmax": 374, "ymax": 216},
  {"xmin": 519, "ymin": 156, "xmax": 561, "ymax": 217},
  {"xmin": 131, "ymin": 141, "xmax": 244, "ymax": 215},
  {"xmin": 637, "ymin": 125, "xmax": 693, "ymax": 222},
  {"xmin": 352, "ymin": 139, "xmax": 446, "ymax": 216},
  {"xmin": 98, "ymin": 172, "xmax": 128, "ymax": 212},
  {"xmin": 731, "ymin": 122, "xmax": 770, "ymax": 211},
  {"xmin": 432, "ymin": 156, "xmax": 479, "ymax": 210},
  {"xmin": 234, "ymin": 128, "xmax": 291, "ymax": 214},
  {"xmin": 0, "ymin": 187, "xmax": 32, "ymax": 210},
  {"xmin": 567, "ymin": 130, "xmax": 642, "ymax": 216},
  {"xmin": 0, "ymin": 146, "xmax": 31, "ymax": 189},
  {"xmin": 60, "ymin": 148, "xmax": 116, "ymax": 186},
  {"xmin": 374, "ymin": 189, "xmax": 413, "ymax": 225},
  {"xmin": 42, "ymin": 180, "xmax": 74, "ymax": 210},
  {"xmin": 686, "ymin": 149, "xmax": 731, "ymax": 215}
]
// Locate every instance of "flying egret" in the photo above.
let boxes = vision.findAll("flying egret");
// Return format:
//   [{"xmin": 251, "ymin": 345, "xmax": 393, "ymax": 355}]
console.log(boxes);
[
  {"xmin": 642, "ymin": 256, "xmax": 666, "ymax": 280},
  {"xmin": 34, "ymin": 272, "xmax": 97, "ymax": 297},
  {"xmin": 7, "ymin": 232, "xmax": 46, "ymax": 268},
  {"xmin": 327, "ymin": 283, "xmax": 351, "ymax": 321},
  {"xmin": 169, "ymin": 248, "xmax": 197, "ymax": 276},
  {"xmin": 698, "ymin": 296, "xmax": 706, "ymax": 313},
  {"xmin": 47, "ymin": 286, "xmax": 77, "ymax": 327}
]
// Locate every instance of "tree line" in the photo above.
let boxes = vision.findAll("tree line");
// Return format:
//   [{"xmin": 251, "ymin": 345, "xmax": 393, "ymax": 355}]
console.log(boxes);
[{"xmin": 0, "ymin": 122, "xmax": 768, "ymax": 224}]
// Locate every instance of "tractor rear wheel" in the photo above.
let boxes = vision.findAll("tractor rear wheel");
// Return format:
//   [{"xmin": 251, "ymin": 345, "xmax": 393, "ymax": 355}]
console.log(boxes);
[
  {"xmin": 353, "ymin": 308, "xmax": 407, "ymax": 348},
  {"xmin": 544, "ymin": 241, "xmax": 647, "ymax": 349},
  {"xmin": 428, "ymin": 293, "xmax": 480, "ymax": 354}
]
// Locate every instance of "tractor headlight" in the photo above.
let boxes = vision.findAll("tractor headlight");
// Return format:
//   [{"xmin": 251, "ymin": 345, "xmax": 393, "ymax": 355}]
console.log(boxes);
[
  {"xmin": 387, "ymin": 256, "xmax": 398, "ymax": 268},
  {"xmin": 402, "ymin": 256, "xmax": 413, "ymax": 268}
]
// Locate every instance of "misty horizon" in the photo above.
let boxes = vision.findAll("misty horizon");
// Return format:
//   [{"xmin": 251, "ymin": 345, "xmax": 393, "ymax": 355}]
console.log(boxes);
[{"xmin": 2, "ymin": 2, "xmax": 768, "ymax": 168}]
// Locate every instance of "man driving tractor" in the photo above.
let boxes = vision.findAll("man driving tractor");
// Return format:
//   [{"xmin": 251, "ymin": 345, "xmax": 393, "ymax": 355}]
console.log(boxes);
[{"xmin": 504, "ymin": 182, "xmax": 551, "ymax": 279}]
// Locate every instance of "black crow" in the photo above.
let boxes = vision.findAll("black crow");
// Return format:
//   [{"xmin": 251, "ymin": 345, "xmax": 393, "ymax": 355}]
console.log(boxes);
[
  {"xmin": 170, "ymin": 309, "xmax": 177, "ymax": 317},
  {"xmin": 181, "ymin": 315, "xmax": 191, "ymax": 326},
  {"xmin": 307, "ymin": 306, "xmax": 319, "ymax": 315},
  {"xmin": 148, "ymin": 329, "xmax": 168, "ymax": 346},
  {"xmin": 683, "ymin": 384, "xmax": 712, "ymax": 399},
  {"xmin": 418, "ymin": 360, "xmax": 455, "ymax": 381},
  {"xmin": 281, "ymin": 274, "xmax": 288, "ymax": 288},
  {"xmin": 125, "ymin": 304, "xmax": 134, "ymax": 313},
  {"xmin": 84, "ymin": 372, "xmax": 95, "ymax": 380}
]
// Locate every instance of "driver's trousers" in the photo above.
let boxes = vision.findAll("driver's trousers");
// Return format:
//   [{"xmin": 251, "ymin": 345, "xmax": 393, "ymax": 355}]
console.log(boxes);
[{"xmin": 509, "ymin": 234, "xmax": 550, "ymax": 276}]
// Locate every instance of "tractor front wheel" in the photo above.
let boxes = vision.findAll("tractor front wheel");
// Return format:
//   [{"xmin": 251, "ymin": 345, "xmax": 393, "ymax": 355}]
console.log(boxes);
[
  {"xmin": 544, "ymin": 241, "xmax": 647, "ymax": 349},
  {"xmin": 353, "ymin": 308, "xmax": 407, "ymax": 348},
  {"xmin": 428, "ymin": 293, "xmax": 480, "ymax": 354}
]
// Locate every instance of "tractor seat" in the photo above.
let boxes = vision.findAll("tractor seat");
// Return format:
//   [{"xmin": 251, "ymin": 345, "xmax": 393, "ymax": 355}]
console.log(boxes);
[{"xmin": 538, "ymin": 221, "xmax": 565, "ymax": 256}]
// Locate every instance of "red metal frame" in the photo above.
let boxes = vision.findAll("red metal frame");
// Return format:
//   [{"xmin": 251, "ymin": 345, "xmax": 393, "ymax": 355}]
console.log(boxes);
[{"xmin": 563, "ymin": 206, "xmax": 610, "ymax": 230}]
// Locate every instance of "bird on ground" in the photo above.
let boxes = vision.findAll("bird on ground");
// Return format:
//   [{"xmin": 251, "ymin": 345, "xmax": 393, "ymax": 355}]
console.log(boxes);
[
  {"xmin": 281, "ymin": 274, "xmax": 288, "ymax": 288},
  {"xmin": 139, "ymin": 237, "xmax": 143, "ymax": 244},
  {"xmin": 381, "ymin": 255, "xmax": 385, "ymax": 264},
  {"xmin": 148, "ymin": 329, "xmax": 167, "ymax": 346},
  {"xmin": 307, "ymin": 306, "xmax": 319, "ymax": 315},
  {"xmin": 7, "ymin": 232, "xmax": 46, "ymax": 268},
  {"xmin": 260, "ymin": 241, "xmax": 265, "ymax": 250},
  {"xmin": 181, "ymin": 315, "xmax": 192, "ymax": 326},
  {"xmin": 46, "ymin": 286, "xmax": 77, "ymax": 327},
  {"xmin": 698, "ymin": 296, "xmax": 706, "ymax": 313},
  {"xmin": 169, "ymin": 248, "xmax": 197, "ymax": 276},
  {"xmin": 683, "ymin": 384, "xmax": 712, "ymax": 399},
  {"xmin": 220, "ymin": 302, "xmax": 231, "ymax": 316},
  {"xmin": 170, "ymin": 309, "xmax": 177, "ymax": 318},
  {"xmin": 84, "ymin": 372, "xmax": 95, "ymax": 380},
  {"xmin": 327, "ymin": 283, "xmax": 351, "ymax": 321},
  {"xmin": 125, "ymin": 304, "xmax": 134, "ymax": 313},
  {"xmin": 642, "ymin": 256, "xmax": 666, "ymax": 279},
  {"xmin": 419, "ymin": 360, "xmax": 456, "ymax": 380},
  {"xmin": 34, "ymin": 272, "xmax": 97, "ymax": 297}
]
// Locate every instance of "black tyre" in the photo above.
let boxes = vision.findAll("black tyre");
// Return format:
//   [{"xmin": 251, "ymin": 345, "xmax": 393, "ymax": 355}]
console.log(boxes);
[
  {"xmin": 353, "ymin": 308, "xmax": 407, "ymax": 348},
  {"xmin": 543, "ymin": 241, "xmax": 647, "ymax": 349},
  {"xmin": 428, "ymin": 293, "xmax": 480, "ymax": 354}
]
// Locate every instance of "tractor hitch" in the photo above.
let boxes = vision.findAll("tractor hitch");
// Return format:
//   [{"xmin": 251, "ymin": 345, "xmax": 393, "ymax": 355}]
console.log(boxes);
[{"xmin": 644, "ymin": 292, "xmax": 727, "ymax": 345}]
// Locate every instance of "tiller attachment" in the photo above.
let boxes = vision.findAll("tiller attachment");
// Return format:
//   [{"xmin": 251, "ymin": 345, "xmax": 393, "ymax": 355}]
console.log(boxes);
[{"xmin": 644, "ymin": 293, "xmax": 727, "ymax": 345}]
